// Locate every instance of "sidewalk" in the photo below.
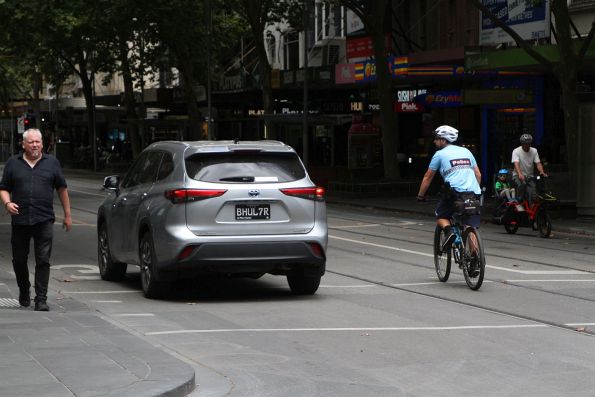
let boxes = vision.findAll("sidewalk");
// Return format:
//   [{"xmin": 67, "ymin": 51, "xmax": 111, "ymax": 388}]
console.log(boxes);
[{"xmin": 0, "ymin": 267, "xmax": 196, "ymax": 397}]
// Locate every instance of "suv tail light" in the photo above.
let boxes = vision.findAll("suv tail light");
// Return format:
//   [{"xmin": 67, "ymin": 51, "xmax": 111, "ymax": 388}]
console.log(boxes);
[
  {"xmin": 280, "ymin": 187, "xmax": 325, "ymax": 201},
  {"xmin": 308, "ymin": 242, "xmax": 325, "ymax": 258},
  {"xmin": 165, "ymin": 189, "xmax": 227, "ymax": 203}
]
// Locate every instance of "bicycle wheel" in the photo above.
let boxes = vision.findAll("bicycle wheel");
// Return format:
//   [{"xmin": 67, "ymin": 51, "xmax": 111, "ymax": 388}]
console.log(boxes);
[
  {"xmin": 434, "ymin": 225, "xmax": 451, "ymax": 282},
  {"xmin": 462, "ymin": 227, "xmax": 485, "ymax": 290},
  {"xmin": 536, "ymin": 209, "xmax": 552, "ymax": 238}
]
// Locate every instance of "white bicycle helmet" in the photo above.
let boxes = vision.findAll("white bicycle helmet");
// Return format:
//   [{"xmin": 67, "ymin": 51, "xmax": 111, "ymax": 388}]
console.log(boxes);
[{"xmin": 434, "ymin": 125, "xmax": 458, "ymax": 143}]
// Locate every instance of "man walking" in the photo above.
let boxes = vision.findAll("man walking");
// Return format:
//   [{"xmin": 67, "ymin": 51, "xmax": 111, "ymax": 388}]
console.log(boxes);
[{"xmin": 0, "ymin": 128, "xmax": 72, "ymax": 311}]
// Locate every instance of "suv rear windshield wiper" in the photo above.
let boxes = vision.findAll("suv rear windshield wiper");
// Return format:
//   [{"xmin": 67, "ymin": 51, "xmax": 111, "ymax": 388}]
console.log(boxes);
[{"xmin": 219, "ymin": 176, "xmax": 255, "ymax": 182}]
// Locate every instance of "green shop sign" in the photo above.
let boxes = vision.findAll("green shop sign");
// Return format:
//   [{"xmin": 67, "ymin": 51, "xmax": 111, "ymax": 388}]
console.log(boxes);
[{"xmin": 466, "ymin": 41, "xmax": 595, "ymax": 71}]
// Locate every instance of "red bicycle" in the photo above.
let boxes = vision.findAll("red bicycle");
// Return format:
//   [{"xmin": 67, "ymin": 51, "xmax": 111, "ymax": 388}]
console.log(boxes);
[{"xmin": 494, "ymin": 176, "xmax": 556, "ymax": 238}]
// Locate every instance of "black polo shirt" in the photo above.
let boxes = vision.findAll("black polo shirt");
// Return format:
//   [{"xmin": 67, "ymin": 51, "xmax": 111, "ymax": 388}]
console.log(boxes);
[{"xmin": 0, "ymin": 153, "xmax": 67, "ymax": 226}]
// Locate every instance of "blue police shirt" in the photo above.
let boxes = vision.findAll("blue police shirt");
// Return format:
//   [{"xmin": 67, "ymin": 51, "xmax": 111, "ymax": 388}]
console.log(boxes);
[
  {"xmin": 0, "ymin": 153, "xmax": 67, "ymax": 225},
  {"xmin": 429, "ymin": 144, "xmax": 480, "ymax": 194}
]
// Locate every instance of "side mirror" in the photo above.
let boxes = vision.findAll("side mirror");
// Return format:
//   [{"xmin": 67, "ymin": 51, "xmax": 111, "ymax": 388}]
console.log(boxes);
[{"xmin": 102, "ymin": 175, "xmax": 120, "ymax": 191}]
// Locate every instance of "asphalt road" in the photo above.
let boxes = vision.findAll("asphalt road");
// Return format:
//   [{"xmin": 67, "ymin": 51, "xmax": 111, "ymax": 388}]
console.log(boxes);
[{"xmin": 3, "ymin": 174, "xmax": 595, "ymax": 396}]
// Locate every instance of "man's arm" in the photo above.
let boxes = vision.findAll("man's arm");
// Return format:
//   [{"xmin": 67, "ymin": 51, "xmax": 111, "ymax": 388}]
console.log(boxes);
[
  {"xmin": 536, "ymin": 162, "xmax": 547, "ymax": 176},
  {"xmin": 57, "ymin": 187, "xmax": 72, "ymax": 232},
  {"xmin": 513, "ymin": 161, "xmax": 525, "ymax": 183},
  {"xmin": 417, "ymin": 168, "xmax": 436, "ymax": 199},
  {"xmin": 473, "ymin": 165, "xmax": 481, "ymax": 185}
]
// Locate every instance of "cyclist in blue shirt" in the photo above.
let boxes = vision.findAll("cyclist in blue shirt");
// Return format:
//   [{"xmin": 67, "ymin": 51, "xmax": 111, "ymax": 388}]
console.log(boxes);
[{"xmin": 417, "ymin": 125, "xmax": 482, "ymax": 250}]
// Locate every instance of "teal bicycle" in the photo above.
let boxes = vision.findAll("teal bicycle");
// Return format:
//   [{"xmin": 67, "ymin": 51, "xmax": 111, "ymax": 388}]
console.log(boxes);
[{"xmin": 434, "ymin": 193, "xmax": 486, "ymax": 290}]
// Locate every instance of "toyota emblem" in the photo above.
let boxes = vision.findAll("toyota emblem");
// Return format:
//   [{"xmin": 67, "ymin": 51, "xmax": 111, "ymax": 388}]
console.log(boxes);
[{"xmin": 248, "ymin": 190, "xmax": 260, "ymax": 197}]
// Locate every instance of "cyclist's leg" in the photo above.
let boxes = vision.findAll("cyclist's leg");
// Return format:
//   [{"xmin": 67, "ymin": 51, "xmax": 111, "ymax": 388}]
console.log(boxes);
[
  {"xmin": 464, "ymin": 213, "xmax": 481, "ymax": 256},
  {"xmin": 435, "ymin": 198, "xmax": 455, "ymax": 250},
  {"xmin": 512, "ymin": 174, "xmax": 524, "ymax": 201},
  {"xmin": 525, "ymin": 179, "xmax": 536, "ymax": 204}
]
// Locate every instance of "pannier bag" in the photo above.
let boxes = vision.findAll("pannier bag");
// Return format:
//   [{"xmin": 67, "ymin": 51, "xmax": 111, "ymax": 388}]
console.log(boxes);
[{"xmin": 454, "ymin": 192, "xmax": 481, "ymax": 216}]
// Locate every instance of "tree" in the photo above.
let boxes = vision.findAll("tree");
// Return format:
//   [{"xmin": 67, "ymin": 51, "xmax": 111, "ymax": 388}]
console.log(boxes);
[
  {"xmin": 468, "ymin": 0, "xmax": 595, "ymax": 193},
  {"xmin": 238, "ymin": 0, "xmax": 278, "ymax": 140},
  {"xmin": 339, "ymin": 0, "xmax": 400, "ymax": 180}
]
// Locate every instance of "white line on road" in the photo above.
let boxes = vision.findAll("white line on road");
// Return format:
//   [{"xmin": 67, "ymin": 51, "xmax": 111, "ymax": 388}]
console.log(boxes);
[
  {"xmin": 63, "ymin": 290, "xmax": 139, "ymax": 294},
  {"xmin": 329, "ymin": 235, "xmax": 434, "ymax": 257},
  {"xmin": 320, "ymin": 284, "xmax": 376, "ymax": 288},
  {"xmin": 488, "ymin": 265, "xmax": 587, "ymax": 275},
  {"xmin": 505, "ymin": 279, "xmax": 595, "ymax": 283},
  {"xmin": 67, "ymin": 188, "xmax": 107, "ymax": 198},
  {"xmin": 331, "ymin": 224, "xmax": 381, "ymax": 229},
  {"xmin": 93, "ymin": 300, "xmax": 123, "ymax": 303},
  {"xmin": 113, "ymin": 313, "xmax": 155, "ymax": 317},
  {"xmin": 330, "ymin": 235, "xmax": 591, "ymax": 275},
  {"xmin": 145, "ymin": 324, "xmax": 547, "ymax": 336}
]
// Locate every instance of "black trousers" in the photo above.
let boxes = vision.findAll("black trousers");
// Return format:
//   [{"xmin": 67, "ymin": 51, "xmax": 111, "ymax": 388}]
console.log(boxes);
[{"xmin": 11, "ymin": 221, "xmax": 54, "ymax": 302}]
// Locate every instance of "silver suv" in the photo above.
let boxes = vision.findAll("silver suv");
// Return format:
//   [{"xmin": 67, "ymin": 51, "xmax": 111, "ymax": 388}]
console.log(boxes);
[{"xmin": 97, "ymin": 140, "xmax": 327, "ymax": 298}]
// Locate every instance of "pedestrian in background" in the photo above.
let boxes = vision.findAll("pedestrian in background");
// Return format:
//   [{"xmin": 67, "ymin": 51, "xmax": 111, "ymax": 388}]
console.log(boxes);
[{"xmin": 0, "ymin": 128, "xmax": 72, "ymax": 311}]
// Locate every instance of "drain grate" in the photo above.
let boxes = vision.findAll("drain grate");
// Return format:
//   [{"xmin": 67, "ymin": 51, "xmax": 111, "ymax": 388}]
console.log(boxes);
[{"xmin": 0, "ymin": 298, "xmax": 21, "ymax": 308}]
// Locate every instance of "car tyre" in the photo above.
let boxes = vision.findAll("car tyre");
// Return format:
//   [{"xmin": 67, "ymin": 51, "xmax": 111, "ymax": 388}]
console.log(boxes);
[
  {"xmin": 287, "ymin": 269, "xmax": 321, "ymax": 295},
  {"xmin": 98, "ymin": 223, "xmax": 127, "ymax": 281},
  {"xmin": 139, "ymin": 231, "xmax": 165, "ymax": 299}
]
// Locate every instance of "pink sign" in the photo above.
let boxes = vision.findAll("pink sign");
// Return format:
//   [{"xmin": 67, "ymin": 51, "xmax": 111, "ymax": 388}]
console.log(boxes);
[{"xmin": 394, "ymin": 102, "xmax": 425, "ymax": 113}]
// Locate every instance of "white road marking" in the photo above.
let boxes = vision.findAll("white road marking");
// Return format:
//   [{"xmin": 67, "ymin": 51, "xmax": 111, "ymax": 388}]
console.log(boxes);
[
  {"xmin": 51, "ymin": 264, "xmax": 99, "ymax": 273},
  {"xmin": 93, "ymin": 300, "xmax": 122, "ymax": 303},
  {"xmin": 145, "ymin": 324, "xmax": 547, "ymax": 336},
  {"xmin": 392, "ymin": 281, "xmax": 450, "ymax": 286},
  {"xmin": 67, "ymin": 188, "xmax": 107, "ymax": 198},
  {"xmin": 488, "ymin": 265, "xmax": 588, "ymax": 275},
  {"xmin": 566, "ymin": 323, "xmax": 595, "ymax": 326},
  {"xmin": 63, "ymin": 290, "xmax": 139, "ymax": 294},
  {"xmin": 330, "ymin": 235, "xmax": 591, "ymax": 275},
  {"xmin": 320, "ymin": 284, "xmax": 376, "ymax": 288},
  {"xmin": 70, "ymin": 275, "xmax": 102, "ymax": 280},
  {"xmin": 329, "ymin": 235, "xmax": 434, "ymax": 257},
  {"xmin": 113, "ymin": 313, "xmax": 155, "ymax": 317},
  {"xmin": 505, "ymin": 279, "xmax": 595, "ymax": 283},
  {"xmin": 332, "ymin": 224, "xmax": 381, "ymax": 229}
]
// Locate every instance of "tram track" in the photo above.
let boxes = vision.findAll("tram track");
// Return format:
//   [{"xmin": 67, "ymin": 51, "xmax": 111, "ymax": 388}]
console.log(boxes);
[
  {"xmin": 328, "ymin": 214, "xmax": 595, "ymax": 273},
  {"xmin": 325, "ymin": 266, "xmax": 595, "ymax": 336}
]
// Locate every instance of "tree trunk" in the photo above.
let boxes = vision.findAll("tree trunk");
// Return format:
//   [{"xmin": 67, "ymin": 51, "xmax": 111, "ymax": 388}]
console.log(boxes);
[
  {"xmin": 242, "ymin": 1, "xmax": 276, "ymax": 140},
  {"xmin": 178, "ymin": 58, "xmax": 202, "ymax": 141},
  {"xmin": 552, "ymin": 0, "xmax": 578, "ymax": 191},
  {"xmin": 118, "ymin": 40, "xmax": 141, "ymax": 157}
]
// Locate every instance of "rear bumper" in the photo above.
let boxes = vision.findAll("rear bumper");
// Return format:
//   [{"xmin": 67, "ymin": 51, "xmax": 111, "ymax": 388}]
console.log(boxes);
[{"xmin": 156, "ymin": 241, "xmax": 326, "ymax": 280}]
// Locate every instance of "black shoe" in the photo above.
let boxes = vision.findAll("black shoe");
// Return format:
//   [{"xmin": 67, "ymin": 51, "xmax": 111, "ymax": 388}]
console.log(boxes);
[
  {"xmin": 34, "ymin": 301, "xmax": 49, "ymax": 312},
  {"xmin": 19, "ymin": 289, "xmax": 30, "ymax": 307},
  {"xmin": 441, "ymin": 230, "xmax": 455, "ymax": 252}
]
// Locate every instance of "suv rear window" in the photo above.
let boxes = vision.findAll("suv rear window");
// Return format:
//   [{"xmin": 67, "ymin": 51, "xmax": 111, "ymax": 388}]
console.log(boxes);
[{"xmin": 185, "ymin": 152, "xmax": 306, "ymax": 183}]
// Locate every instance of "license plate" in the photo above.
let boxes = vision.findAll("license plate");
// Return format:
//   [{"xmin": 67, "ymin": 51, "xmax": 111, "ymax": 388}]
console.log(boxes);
[{"xmin": 235, "ymin": 204, "xmax": 270, "ymax": 220}]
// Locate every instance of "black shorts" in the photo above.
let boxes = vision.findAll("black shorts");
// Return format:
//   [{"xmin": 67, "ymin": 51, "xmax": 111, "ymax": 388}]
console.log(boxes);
[{"xmin": 435, "ymin": 196, "xmax": 481, "ymax": 228}]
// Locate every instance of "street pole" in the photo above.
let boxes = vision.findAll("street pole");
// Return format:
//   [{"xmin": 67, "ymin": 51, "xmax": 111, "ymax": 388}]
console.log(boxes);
[
  {"xmin": 92, "ymin": 72, "xmax": 97, "ymax": 171},
  {"xmin": 10, "ymin": 108, "xmax": 14, "ymax": 155},
  {"xmin": 302, "ymin": 0, "xmax": 309, "ymax": 165},
  {"xmin": 207, "ymin": 0, "xmax": 213, "ymax": 139}
]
